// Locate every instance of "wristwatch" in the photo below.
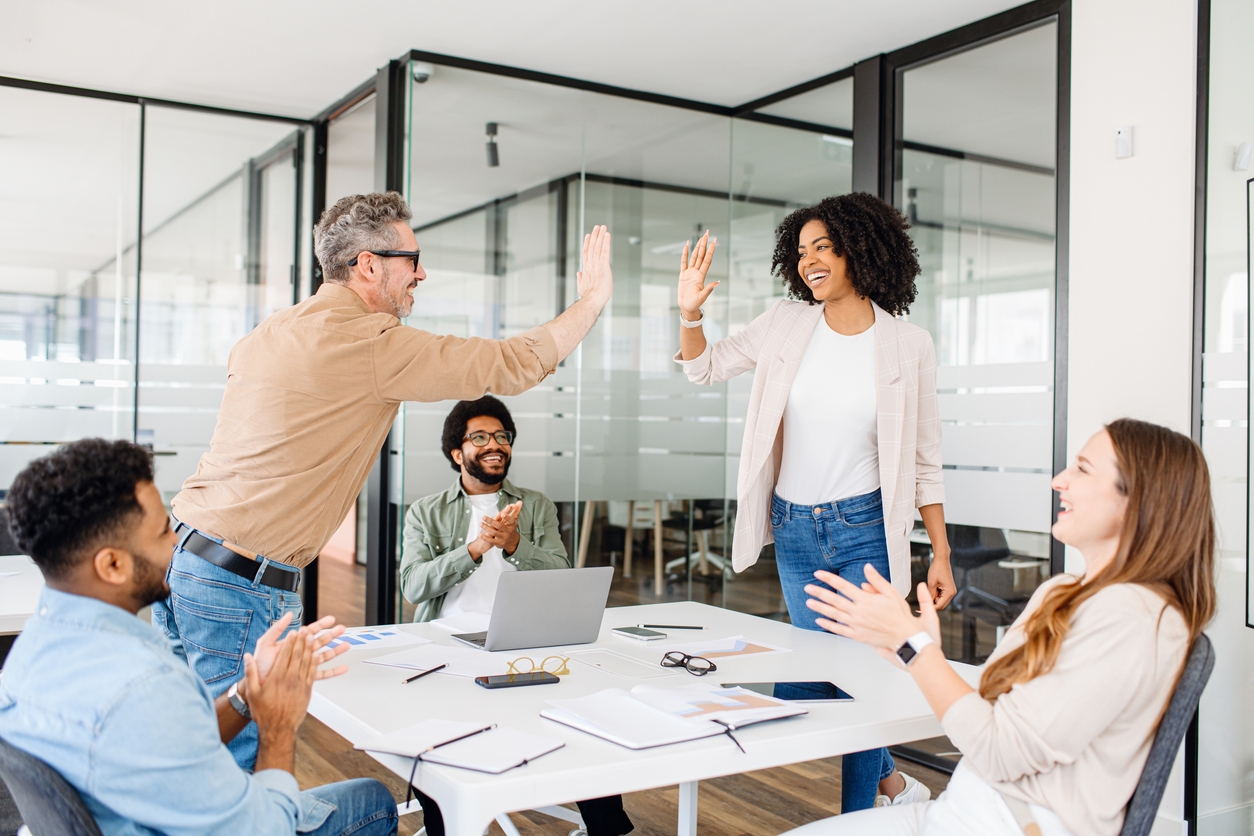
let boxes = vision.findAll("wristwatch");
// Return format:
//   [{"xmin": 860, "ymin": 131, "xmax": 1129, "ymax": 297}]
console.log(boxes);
[
  {"xmin": 895, "ymin": 631, "xmax": 936, "ymax": 667},
  {"xmin": 679, "ymin": 310, "xmax": 704, "ymax": 328},
  {"xmin": 227, "ymin": 681, "xmax": 251, "ymax": 719}
]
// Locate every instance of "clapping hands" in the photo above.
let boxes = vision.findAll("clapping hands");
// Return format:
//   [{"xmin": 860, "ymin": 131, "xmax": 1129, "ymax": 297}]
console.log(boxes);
[{"xmin": 469, "ymin": 501, "xmax": 522, "ymax": 559}]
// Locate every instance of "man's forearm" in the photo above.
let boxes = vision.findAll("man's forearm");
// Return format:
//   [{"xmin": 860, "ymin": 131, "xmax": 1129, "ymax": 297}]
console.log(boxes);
[
  {"xmin": 255, "ymin": 727, "xmax": 297, "ymax": 775},
  {"xmin": 544, "ymin": 294, "xmax": 609, "ymax": 362},
  {"xmin": 215, "ymin": 691, "xmax": 251, "ymax": 744}
]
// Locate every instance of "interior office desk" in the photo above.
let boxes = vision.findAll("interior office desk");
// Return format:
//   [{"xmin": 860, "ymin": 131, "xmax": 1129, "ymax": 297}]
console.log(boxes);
[
  {"xmin": 309, "ymin": 601, "xmax": 980, "ymax": 836},
  {"xmin": 0, "ymin": 553, "xmax": 44, "ymax": 635}
]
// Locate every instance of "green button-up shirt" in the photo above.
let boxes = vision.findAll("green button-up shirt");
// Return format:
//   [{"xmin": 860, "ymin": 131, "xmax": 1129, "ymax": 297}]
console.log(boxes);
[{"xmin": 400, "ymin": 477, "xmax": 570, "ymax": 622}]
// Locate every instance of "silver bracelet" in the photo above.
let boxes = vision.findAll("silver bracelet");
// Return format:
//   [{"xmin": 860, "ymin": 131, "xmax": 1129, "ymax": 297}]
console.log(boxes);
[{"xmin": 680, "ymin": 310, "xmax": 704, "ymax": 329}]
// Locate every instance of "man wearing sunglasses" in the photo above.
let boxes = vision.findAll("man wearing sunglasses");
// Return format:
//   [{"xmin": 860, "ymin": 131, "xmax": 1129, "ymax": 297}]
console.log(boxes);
[
  {"xmin": 399, "ymin": 396, "xmax": 633, "ymax": 836},
  {"xmin": 157, "ymin": 191, "xmax": 613, "ymax": 768}
]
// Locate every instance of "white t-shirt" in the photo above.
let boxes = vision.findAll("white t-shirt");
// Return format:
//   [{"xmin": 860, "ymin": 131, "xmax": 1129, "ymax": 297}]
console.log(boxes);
[
  {"xmin": 774, "ymin": 319, "xmax": 880, "ymax": 505},
  {"xmin": 441, "ymin": 492, "xmax": 518, "ymax": 616}
]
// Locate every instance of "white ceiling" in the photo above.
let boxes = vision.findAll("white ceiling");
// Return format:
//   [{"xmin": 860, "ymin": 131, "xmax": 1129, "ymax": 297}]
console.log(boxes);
[{"xmin": 1, "ymin": 0, "xmax": 1024, "ymax": 118}]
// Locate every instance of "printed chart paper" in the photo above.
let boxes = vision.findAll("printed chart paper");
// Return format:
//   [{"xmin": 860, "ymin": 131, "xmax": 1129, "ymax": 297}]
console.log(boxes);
[
  {"xmin": 324, "ymin": 626, "xmax": 430, "ymax": 651},
  {"xmin": 658, "ymin": 635, "xmax": 791, "ymax": 660}
]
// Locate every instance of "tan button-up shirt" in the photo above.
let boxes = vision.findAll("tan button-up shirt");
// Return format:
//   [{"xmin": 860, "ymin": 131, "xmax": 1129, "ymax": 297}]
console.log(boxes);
[{"xmin": 171, "ymin": 283, "xmax": 558, "ymax": 568}]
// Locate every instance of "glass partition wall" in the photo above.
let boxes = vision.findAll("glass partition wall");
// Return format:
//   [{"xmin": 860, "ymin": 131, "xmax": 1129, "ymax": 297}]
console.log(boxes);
[
  {"xmin": 393, "ymin": 64, "xmax": 854, "ymax": 621},
  {"xmin": 0, "ymin": 87, "xmax": 311, "ymax": 509},
  {"xmin": 896, "ymin": 21, "xmax": 1059, "ymax": 663}
]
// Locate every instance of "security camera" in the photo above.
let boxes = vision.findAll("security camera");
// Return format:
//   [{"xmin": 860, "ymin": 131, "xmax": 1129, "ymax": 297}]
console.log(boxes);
[{"xmin": 412, "ymin": 62, "xmax": 435, "ymax": 84}]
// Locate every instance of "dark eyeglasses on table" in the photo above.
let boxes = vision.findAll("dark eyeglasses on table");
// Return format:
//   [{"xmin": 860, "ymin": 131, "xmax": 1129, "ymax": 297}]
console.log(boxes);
[{"xmin": 661, "ymin": 651, "xmax": 717, "ymax": 675}]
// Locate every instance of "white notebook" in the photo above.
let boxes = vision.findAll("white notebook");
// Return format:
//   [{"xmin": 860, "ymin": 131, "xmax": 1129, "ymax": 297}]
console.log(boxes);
[{"xmin": 355, "ymin": 719, "xmax": 563, "ymax": 774}]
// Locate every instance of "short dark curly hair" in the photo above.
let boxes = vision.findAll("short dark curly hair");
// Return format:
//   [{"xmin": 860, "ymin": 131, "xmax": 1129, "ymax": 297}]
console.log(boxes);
[
  {"xmin": 6, "ymin": 438, "xmax": 154, "ymax": 580},
  {"xmin": 770, "ymin": 192, "xmax": 920, "ymax": 316},
  {"xmin": 441, "ymin": 396, "xmax": 517, "ymax": 472}
]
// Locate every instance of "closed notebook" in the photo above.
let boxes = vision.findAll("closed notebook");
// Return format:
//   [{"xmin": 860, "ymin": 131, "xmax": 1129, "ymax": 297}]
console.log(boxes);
[{"xmin": 355, "ymin": 719, "xmax": 563, "ymax": 774}]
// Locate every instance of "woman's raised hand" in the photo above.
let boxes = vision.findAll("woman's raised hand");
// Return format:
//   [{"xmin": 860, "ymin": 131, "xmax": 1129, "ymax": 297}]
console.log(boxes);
[{"xmin": 677, "ymin": 231, "xmax": 718, "ymax": 319}]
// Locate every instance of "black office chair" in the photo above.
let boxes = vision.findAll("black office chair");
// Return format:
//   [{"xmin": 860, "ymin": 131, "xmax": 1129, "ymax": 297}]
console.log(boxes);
[
  {"xmin": 0, "ymin": 508, "xmax": 19, "ymax": 557},
  {"xmin": 1120, "ymin": 633, "xmax": 1215, "ymax": 836},
  {"xmin": 661, "ymin": 500, "xmax": 728, "ymax": 588},
  {"xmin": 0, "ymin": 736, "xmax": 102, "ymax": 836},
  {"xmin": 946, "ymin": 525, "xmax": 1022, "ymax": 662}
]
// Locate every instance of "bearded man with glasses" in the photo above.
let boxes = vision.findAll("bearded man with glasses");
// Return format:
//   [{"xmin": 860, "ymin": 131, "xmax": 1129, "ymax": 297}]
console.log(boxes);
[
  {"xmin": 399, "ymin": 395, "xmax": 635, "ymax": 836},
  {"xmin": 156, "ymin": 191, "xmax": 613, "ymax": 769}
]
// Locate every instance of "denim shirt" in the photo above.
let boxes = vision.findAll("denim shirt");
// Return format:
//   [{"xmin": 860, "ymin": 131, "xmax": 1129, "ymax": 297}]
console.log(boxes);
[
  {"xmin": 0, "ymin": 587, "xmax": 314, "ymax": 835},
  {"xmin": 399, "ymin": 477, "xmax": 569, "ymax": 622}
]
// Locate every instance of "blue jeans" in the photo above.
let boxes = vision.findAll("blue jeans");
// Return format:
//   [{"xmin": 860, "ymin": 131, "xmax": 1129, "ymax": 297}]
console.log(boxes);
[
  {"xmin": 771, "ymin": 489, "xmax": 896, "ymax": 813},
  {"xmin": 151, "ymin": 530, "xmax": 303, "ymax": 770},
  {"xmin": 301, "ymin": 778, "xmax": 398, "ymax": 836}
]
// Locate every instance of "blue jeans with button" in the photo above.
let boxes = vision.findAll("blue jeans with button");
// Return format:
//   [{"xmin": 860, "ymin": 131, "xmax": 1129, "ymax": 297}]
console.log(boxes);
[
  {"xmin": 300, "ymin": 778, "xmax": 398, "ymax": 836},
  {"xmin": 771, "ymin": 489, "xmax": 896, "ymax": 812},
  {"xmin": 152, "ymin": 527, "xmax": 303, "ymax": 770}
]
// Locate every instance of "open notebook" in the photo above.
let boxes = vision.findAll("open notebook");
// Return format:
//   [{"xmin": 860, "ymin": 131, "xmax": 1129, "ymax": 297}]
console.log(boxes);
[
  {"xmin": 356, "ymin": 719, "xmax": 564, "ymax": 774},
  {"xmin": 541, "ymin": 684, "xmax": 807, "ymax": 750}
]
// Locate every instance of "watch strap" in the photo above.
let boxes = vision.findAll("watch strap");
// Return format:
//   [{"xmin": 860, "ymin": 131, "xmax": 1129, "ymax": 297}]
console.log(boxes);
[
  {"xmin": 896, "ymin": 631, "xmax": 936, "ymax": 667},
  {"xmin": 680, "ymin": 310, "xmax": 704, "ymax": 328},
  {"xmin": 227, "ymin": 681, "xmax": 251, "ymax": 719}
]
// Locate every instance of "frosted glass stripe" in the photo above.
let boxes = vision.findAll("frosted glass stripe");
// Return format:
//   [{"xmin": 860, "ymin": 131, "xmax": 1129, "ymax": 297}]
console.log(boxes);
[
  {"xmin": 942, "ymin": 424, "xmax": 1052, "ymax": 470},
  {"xmin": 938, "ymin": 391, "xmax": 1052, "ymax": 423},
  {"xmin": 937, "ymin": 361, "xmax": 1052, "ymax": 389},
  {"xmin": 1202, "ymin": 351, "xmax": 1246, "ymax": 383},
  {"xmin": 1201, "ymin": 388, "xmax": 1247, "ymax": 422},
  {"xmin": 941, "ymin": 469, "xmax": 1053, "ymax": 533}
]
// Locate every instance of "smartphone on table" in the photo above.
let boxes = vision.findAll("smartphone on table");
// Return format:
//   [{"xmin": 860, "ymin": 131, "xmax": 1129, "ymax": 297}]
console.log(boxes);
[
  {"xmin": 475, "ymin": 671, "xmax": 560, "ymax": 689},
  {"xmin": 611, "ymin": 626, "xmax": 666, "ymax": 641}
]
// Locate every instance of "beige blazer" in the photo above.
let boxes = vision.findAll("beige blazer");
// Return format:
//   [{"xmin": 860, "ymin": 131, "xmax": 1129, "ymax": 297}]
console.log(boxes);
[{"xmin": 675, "ymin": 299, "xmax": 944, "ymax": 595}]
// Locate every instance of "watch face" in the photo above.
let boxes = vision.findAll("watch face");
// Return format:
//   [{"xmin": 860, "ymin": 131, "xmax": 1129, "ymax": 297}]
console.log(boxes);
[{"xmin": 897, "ymin": 643, "xmax": 918, "ymax": 665}]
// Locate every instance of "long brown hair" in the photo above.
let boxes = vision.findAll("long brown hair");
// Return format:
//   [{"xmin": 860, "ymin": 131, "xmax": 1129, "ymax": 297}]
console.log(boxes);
[{"xmin": 979, "ymin": 418, "xmax": 1216, "ymax": 701}]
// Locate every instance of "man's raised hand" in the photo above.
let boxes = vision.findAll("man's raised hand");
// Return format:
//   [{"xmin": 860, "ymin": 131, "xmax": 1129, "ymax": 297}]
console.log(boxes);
[{"xmin": 576, "ymin": 225, "xmax": 613, "ymax": 306}]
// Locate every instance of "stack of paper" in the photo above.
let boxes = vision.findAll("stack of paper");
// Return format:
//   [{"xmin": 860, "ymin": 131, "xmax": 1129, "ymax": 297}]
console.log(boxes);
[
  {"xmin": 356, "ymin": 719, "xmax": 564, "ymax": 774},
  {"xmin": 541, "ymin": 684, "xmax": 806, "ymax": 750}
]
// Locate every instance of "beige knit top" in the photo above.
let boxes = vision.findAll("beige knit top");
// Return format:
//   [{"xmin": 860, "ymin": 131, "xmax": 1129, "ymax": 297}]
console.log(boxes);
[{"xmin": 941, "ymin": 576, "xmax": 1189, "ymax": 836}]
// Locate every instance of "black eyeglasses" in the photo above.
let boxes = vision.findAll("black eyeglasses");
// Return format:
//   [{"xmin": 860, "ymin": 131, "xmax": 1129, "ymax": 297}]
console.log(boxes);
[
  {"xmin": 661, "ymin": 651, "xmax": 717, "ymax": 676},
  {"xmin": 347, "ymin": 250, "xmax": 421, "ymax": 270},
  {"xmin": 464, "ymin": 430, "xmax": 515, "ymax": 447}
]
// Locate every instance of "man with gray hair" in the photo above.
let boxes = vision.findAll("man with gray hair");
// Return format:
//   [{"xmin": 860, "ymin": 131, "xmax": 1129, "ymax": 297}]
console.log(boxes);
[{"xmin": 154, "ymin": 191, "xmax": 613, "ymax": 767}]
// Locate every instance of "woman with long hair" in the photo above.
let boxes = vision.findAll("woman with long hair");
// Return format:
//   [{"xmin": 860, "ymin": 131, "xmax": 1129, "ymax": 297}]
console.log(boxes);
[
  {"xmin": 789, "ymin": 418, "xmax": 1216, "ymax": 835},
  {"xmin": 676, "ymin": 193, "xmax": 954, "ymax": 809}
]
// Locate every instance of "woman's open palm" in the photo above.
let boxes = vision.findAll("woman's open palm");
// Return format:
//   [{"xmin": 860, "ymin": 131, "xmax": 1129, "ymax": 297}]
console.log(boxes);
[{"xmin": 677, "ymin": 231, "xmax": 718, "ymax": 316}]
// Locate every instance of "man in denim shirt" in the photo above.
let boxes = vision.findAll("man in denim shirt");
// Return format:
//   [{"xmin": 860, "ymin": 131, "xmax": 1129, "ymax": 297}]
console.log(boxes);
[{"xmin": 0, "ymin": 439, "xmax": 398, "ymax": 836}]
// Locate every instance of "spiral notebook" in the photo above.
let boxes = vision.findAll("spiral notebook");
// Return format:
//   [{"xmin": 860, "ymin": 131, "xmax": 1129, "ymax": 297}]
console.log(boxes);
[{"xmin": 356, "ymin": 719, "xmax": 564, "ymax": 774}]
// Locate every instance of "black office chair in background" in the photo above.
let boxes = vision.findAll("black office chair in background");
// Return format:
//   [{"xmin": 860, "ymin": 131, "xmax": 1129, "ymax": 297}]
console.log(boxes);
[
  {"xmin": 946, "ymin": 524, "xmax": 1025, "ymax": 663},
  {"xmin": 0, "ymin": 736, "xmax": 101, "ymax": 836}
]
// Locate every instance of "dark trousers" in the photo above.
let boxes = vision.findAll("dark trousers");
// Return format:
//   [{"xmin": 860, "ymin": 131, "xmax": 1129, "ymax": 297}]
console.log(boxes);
[{"xmin": 412, "ymin": 789, "xmax": 633, "ymax": 836}]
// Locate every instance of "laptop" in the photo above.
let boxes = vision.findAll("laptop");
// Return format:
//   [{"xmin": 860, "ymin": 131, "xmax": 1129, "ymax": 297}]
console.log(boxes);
[{"xmin": 452, "ymin": 566, "xmax": 614, "ymax": 652}]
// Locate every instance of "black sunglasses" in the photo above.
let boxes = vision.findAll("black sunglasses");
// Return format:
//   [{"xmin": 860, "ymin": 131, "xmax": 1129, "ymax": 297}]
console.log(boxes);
[{"xmin": 347, "ymin": 250, "xmax": 421, "ymax": 271}]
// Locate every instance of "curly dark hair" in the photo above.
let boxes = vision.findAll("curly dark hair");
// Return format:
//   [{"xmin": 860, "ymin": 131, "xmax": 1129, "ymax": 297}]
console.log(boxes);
[
  {"xmin": 6, "ymin": 438, "xmax": 154, "ymax": 580},
  {"xmin": 441, "ymin": 396, "xmax": 517, "ymax": 472},
  {"xmin": 770, "ymin": 192, "xmax": 920, "ymax": 315}
]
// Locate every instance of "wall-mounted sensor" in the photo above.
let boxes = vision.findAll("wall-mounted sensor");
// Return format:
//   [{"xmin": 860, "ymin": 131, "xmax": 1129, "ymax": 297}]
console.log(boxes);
[
  {"xmin": 1115, "ymin": 126, "xmax": 1133, "ymax": 159},
  {"xmin": 486, "ymin": 122, "xmax": 499, "ymax": 168},
  {"xmin": 411, "ymin": 61, "xmax": 435, "ymax": 84},
  {"xmin": 1235, "ymin": 142, "xmax": 1252, "ymax": 171}
]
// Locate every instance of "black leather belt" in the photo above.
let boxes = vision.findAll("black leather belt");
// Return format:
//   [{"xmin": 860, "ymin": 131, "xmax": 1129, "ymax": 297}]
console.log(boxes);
[{"xmin": 175, "ymin": 524, "xmax": 300, "ymax": 592}]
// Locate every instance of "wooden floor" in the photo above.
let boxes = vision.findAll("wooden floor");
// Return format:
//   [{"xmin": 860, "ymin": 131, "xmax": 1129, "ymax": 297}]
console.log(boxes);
[{"xmin": 295, "ymin": 717, "xmax": 953, "ymax": 836}]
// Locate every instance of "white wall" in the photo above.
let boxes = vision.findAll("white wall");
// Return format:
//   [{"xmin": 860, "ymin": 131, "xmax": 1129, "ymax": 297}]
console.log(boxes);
[{"xmin": 1067, "ymin": 0, "xmax": 1199, "ymax": 831}]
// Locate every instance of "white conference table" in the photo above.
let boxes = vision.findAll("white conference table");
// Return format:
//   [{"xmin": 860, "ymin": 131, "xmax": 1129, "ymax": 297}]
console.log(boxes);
[
  {"xmin": 0, "ymin": 554, "xmax": 45, "ymax": 635},
  {"xmin": 310, "ymin": 602, "xmax": 980, "ymax": 836}
]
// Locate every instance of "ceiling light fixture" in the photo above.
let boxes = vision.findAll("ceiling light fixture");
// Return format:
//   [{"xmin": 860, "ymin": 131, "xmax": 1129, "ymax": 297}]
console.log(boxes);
[{"xmin": 486, "ymin": 122, "xmax": 500, "ymax": 168}]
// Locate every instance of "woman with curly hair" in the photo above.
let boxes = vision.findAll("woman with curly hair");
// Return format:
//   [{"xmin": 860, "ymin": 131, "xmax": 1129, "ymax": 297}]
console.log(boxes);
[
  {"xmin": 789, "ymin": 419, "xmax": 1215, "ymax": 835},
  {"xmin": 675, "ymin": 192, "xmax": 954, "ymax": 811}
]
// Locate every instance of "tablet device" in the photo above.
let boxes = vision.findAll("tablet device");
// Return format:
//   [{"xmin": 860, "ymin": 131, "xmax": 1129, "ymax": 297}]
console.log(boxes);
[{"xmin": 720, "ymin": 681, "xmax": 854, "ymax": 702}]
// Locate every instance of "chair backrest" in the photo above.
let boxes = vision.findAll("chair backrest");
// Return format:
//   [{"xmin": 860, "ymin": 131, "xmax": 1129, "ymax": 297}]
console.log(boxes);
[
  {"xmin": 1120, "ymin": 633, "xmax": 1215, "ymax": 836},
  {"xmin": 0, "ymin": 736, "xmax": 102, "ymax": 836}
]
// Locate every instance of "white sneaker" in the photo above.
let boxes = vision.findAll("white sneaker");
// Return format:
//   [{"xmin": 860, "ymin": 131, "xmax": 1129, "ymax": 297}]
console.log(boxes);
[{"xmin": 873, "ymin": 772, "xmax": 932, "ymax": 807}]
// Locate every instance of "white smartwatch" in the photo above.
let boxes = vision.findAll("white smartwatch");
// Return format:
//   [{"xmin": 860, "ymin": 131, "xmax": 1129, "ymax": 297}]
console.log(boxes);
[
  {"xmin": 679, "ymin": 310, "xmax": 704, "ymax": 328},
  {"xmin": 227, "ymin": 681, "xmax": 251, "ymax": 719},
  {"xmin": 895, "ymin": 631, "xmax": 936, "ymax": 667}
]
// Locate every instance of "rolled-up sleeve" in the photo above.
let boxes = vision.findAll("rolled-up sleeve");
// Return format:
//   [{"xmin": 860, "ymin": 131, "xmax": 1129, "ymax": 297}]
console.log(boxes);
[
  {"xmin": 91, "ymin": 671, "xmax": 301, "ymax": 835},
  {"xmin": 673, "ymin": 304, "xmax": 776, "ymax": 384},
  {"xmin": 375, "ymin": 325, "xmax": 558, "ymax": 403},
  {"xmin": 914, "ymin": 335, "xmax": 945, "ymax": 508},
  {"xmin": 400, "ymin": 503, "xmax": 477, "ymax": 608}
]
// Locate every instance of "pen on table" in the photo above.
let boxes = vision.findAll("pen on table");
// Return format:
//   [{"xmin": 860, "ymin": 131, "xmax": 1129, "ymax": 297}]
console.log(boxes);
[
  {"xmin": 638, "ymin": 624, "xmax": 705, "ymax": 630},
  {"xmin": 404, "ymin": 663, "xmax": 447, "ymax": 684}
]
